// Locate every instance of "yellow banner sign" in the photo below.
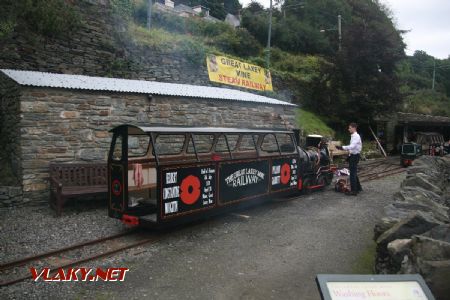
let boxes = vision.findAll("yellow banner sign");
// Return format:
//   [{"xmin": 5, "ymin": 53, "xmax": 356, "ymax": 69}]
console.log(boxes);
[{"xmin": 206, "ymin": 55, "xmax": 273, "ymax": 91}]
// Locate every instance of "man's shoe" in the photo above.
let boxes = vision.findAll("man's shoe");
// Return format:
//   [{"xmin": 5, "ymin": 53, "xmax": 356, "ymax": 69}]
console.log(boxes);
[{"xmin": 345, "ymin": 191, "xmax": 358, "ymax": 196}]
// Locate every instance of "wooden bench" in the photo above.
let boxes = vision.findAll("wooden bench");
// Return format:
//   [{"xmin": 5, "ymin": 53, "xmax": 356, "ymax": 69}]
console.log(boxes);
[{"xmin": 49, "ymin": 163, "xmax": 108, "ymax": 216}]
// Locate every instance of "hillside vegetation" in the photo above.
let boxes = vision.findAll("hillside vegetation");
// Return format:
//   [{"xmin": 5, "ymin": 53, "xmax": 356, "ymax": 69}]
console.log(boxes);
[
  {"xmin": 1, "ymin": 0, "xmax": 449, "ymax": 133},
  {"xmin": 128, "ymin": 0, "xmax": 406, "ymax": 126},
  {"xmin": 130, "ymin": 0, "xmax": 450, "ymax": 119}
]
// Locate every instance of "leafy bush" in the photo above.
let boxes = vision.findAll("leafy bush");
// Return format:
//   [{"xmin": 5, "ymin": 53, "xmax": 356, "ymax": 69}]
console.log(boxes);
[
  {"xmin": 151, "ymin": 10, "xmax": 187, "ymax": 32},
  {"xmin": 0, "ymin": 19, "xmax": 15, "ymax": 39},
  {"xmin": 112, "ymin": 0, "xmax": 133, "ymax": 20},
  {"xmin": 177, "ymin": 39, "xmax": 207, "ymax": 64},
  {"xmin": 129, "ymin": 24, "xmax": 207, "ymax": 64},
  {"xmin": 131, "ymin": 8, "xmax": 262, "ymax": 58},
  {"xmin": 403, "ymin": 89, "xmax": 450, "ymax": 117},
  {"xmin": 271, "ymin": 49, "xmax": 334, "ymax": 81},
  {"xmin": 210, "ymin": 29, "xmax": 261, "ymax": 57},
  {"xmin": 0, "ymin": 0, "xmax": 80, "ymax": 38}
]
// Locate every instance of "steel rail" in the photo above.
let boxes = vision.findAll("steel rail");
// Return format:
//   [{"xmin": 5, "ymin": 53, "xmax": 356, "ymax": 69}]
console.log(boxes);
[
  {"xmin": 0, "ymin": 229, "xmax": 137, "ymax": 271},
  {"xmin": 359, "ymin": 166, "xmax": 404, "ymax": 179},
  {"xmin": 360, "ymin": 168, "xmax": 406, "ymax": 182},
  {"xmin": 0, "ymin": 233, "xmax": 160, "ymax": 287}
]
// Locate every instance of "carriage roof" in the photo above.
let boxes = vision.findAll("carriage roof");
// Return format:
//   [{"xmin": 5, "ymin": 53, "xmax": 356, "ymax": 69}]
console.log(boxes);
[{"xmin": 110, "ymin": 124, "xmax": 294, "ymax": 135}]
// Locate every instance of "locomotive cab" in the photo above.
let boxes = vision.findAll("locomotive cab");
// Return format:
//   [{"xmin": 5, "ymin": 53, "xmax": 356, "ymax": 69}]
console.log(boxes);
[{"xmin": 400, "ymin": 142, "xmax": 422, "ymax": 167}]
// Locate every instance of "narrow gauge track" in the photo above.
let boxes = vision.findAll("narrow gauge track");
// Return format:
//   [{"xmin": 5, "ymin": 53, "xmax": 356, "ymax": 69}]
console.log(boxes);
[
  {"xmin": 338, "ymin": 156, "xmax": 406, "ymax": 183},
  {"xmin": 0, "ymin": 230, "xmax": 161, "ymax": 287},
  {"xmin": 1, "ymin": 158, "xmax": 406, "ymax": 287}
]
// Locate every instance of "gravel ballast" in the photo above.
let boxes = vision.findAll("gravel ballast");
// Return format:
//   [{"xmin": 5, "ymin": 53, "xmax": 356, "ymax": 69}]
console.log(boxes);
[{"xmin": 1, "ymin": 174, "xmax": 405, "ymax": 300}]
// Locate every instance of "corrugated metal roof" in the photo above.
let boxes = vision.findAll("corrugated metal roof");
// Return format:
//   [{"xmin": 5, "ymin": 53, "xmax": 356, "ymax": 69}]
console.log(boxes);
[
  {"xmin": 1, "ymin": 69, "xmax": 295, "ymax": 106},
  {"xmin": 397, "ymin": 112, "xmax": 450, "ymax": 124}
]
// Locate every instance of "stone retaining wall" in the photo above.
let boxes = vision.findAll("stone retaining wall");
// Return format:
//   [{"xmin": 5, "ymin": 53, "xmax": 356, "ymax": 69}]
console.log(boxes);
[{"xmin": 374, "ymin": 156, "xmax": 450, "ymax": 299}]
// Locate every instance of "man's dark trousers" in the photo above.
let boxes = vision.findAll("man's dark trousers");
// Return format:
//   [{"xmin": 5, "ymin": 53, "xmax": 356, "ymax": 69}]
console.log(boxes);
[{"xmin": 348, "ymin": 154, "xmax": 362, "ymax": 192}]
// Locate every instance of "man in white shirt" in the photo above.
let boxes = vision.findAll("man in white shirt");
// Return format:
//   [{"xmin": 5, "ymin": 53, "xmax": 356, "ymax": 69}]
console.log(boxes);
[{"xmin": 336, "ymin": 123, "xmax": 362, "ymax": 195}]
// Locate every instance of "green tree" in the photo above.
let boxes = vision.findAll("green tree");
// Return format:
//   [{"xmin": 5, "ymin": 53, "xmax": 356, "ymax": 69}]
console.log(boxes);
[
  {"xmin": 332, "ymin": 0, "xmax": 405, "ymax": 123},
  {"xmin": 224, "ymin": 0, "xmax": 241, "ymax": 15}
]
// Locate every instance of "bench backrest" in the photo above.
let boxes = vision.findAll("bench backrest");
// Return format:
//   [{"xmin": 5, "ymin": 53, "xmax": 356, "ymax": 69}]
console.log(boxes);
[{"xmin": 50, "ymin": 163, "xmax": 107, "ymax": 186}]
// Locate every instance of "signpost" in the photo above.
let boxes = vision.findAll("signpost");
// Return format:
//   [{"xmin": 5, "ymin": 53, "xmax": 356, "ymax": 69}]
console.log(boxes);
[{"xmin": 316, "ymin": 274, "xmax": 435, "ymax": 300}]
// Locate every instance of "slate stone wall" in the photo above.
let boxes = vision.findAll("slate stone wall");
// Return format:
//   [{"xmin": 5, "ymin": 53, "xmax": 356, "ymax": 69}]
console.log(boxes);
[
  {"xmin": 0, "ymin": 76, "xmax": 23, "ymax": 206},
  {"xmin": 0, "ymin": 75, "xmax": 22, "ymax": 182},
  {"xmin": 10, "ymin": 86, "xmax": 295, "ymax": 205}
]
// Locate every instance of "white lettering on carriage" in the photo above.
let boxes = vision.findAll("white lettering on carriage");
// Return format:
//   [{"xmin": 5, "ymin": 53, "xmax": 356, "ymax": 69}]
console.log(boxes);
[
  {"xmin": 201, "ymin": 167, "xmax": 215, "ymax": 205},
  {"xmin": 225, "ymin": 168, "xmax": 265, "ymax": 188},
  {"xmin": 164, "ymin": 201, "xmax": 178, "ymax": 214},
  {"xmin": 166, "ymin": 172, "xmax": 177, "ymax": 184},
  {"xmin": 163, "ymin": 186, "xmax": 179, "ymax": 200},
  {"xmin": 272, "ymin": 176, "xmax": 280, "ymax": 185},
  {"xmin": 291, "ymin": 158, "xmax": 298, "ymax": 186},
  {"xmin": 201, "ymin": 168, "xmax": 216, "ymax": 174},
  {"xmin": 272, "ymin": 165, "xmax": 280, "ymax": 175}
]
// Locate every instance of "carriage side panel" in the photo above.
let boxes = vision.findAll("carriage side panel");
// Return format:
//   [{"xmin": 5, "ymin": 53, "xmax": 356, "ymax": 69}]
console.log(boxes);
[
  {"xmin": 218, "ymin": 160, "xmax": 270, "ymax": 204},
  {"xmin": 159, "ymin": 164, "xmax": 216, "ymax": 220}
]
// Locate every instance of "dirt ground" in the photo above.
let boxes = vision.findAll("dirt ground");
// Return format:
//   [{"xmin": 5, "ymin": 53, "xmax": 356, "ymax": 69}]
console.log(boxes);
[{"xmin": 67, "ymin": 173, "xmax": 403, "ymax": 300}]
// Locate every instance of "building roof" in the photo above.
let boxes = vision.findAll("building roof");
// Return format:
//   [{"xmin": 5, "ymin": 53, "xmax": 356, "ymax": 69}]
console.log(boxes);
[
  {"xmin": 1, "ymin": 69, "xmax": 295, "ymax": 106},
  {"xmin": 174, "ymin": 4, "xmax": 197, "ymax": 15},
  {"xmin": 397, "ymin": 112, "xmax": 450, "ymax": 125}
]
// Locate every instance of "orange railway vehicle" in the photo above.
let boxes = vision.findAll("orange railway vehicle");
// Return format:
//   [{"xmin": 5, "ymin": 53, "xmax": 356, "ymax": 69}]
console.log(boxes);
[{"xmin": 108, "ymin": 125, "xmax": 334, "ymax": 228}]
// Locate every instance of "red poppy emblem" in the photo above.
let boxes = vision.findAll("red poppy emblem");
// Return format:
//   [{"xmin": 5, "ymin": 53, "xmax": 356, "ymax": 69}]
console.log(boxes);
[
  {"xmin": 280, "ymin": 163, "xmax": 291, "ymax": 185},
  {"xmin": 112, "ymin": 179, "xmax": 122, "ymax": 196},
  {"xmin": 180, "ymin": 175, "xmax": 201, "ymax": 205}
]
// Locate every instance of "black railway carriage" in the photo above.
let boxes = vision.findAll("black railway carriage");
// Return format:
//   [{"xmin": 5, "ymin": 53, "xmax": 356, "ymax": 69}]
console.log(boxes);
[{"xmin": 108, "ymin": 125, "xmax": 333, "ymax": 228}]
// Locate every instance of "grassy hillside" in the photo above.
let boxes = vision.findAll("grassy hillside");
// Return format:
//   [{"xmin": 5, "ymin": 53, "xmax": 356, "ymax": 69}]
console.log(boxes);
[{"xmin": 296, "ymin": 109, "xmax": 335, "ymax": 137}]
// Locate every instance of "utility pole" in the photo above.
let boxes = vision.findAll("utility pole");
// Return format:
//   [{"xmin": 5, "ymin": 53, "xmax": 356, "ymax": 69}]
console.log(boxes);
[
  {"xmin": 432, "ymin": 58, "xmax": 436, "ymax": 90},
  {"xmin": 266, "ymin": 0, "xmax": 273, "ymax": 69},
  {"xmin": 147, "ymin": 0, "xmax": 152, "ymax": 29},
  {"xmin": 338, "ymin": 14, "xmax": 342, "ymax": 52}
]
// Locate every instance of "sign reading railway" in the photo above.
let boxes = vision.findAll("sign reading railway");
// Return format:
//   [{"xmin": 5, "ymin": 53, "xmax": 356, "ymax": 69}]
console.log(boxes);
[
  {"xmin": 219, "ymin": 160, "xmax": 270, "ymax": 203},
  {"xmin": 161, "ymin": 164, "xmax": 216, "ymax": 218},
  {"xmin": 206, "ymin": 54, "xmax": 273, "ymax": 91}
]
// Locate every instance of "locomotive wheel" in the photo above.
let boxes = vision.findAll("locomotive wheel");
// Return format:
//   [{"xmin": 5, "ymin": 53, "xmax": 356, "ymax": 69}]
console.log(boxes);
[
  {"xmin": 324, "ymin": 173, "xmax": 333, "ymax": 186},
  {"xmin": 317, "ymin": 175, "xmax": 326, "ymax": 190},
  {"xmin": 302, "ymin": 178, "xmax": 312, "ymax": 194}
]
